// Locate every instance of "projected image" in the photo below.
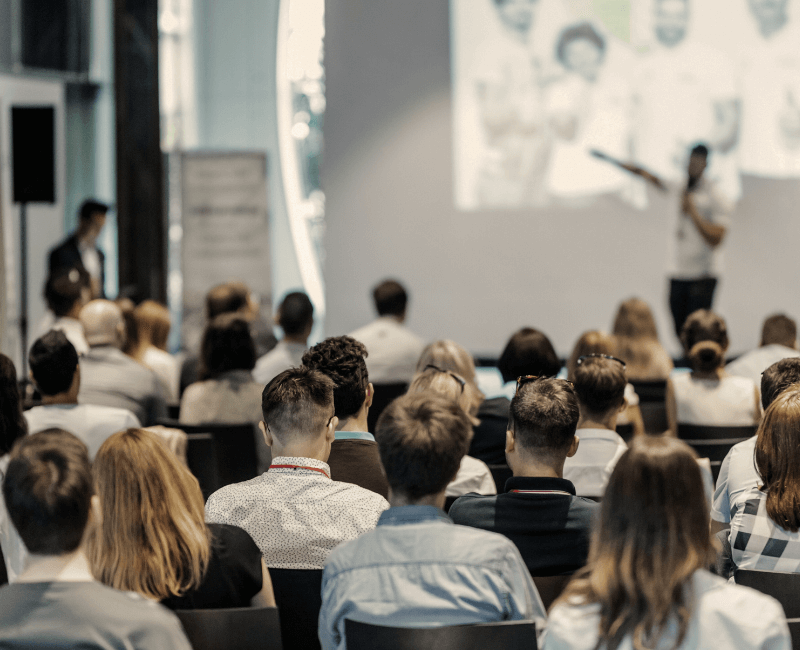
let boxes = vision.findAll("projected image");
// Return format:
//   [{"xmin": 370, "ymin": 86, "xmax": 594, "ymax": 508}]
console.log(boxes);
[{"xmin": 451, "ymin": 0, "xmax": 800, "ymax": 211}]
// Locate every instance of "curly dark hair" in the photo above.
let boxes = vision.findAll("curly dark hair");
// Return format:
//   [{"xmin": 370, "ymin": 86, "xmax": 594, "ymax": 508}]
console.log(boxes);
[{"xmin": 302, "ymin": 336, "xmax": 369, "ymax": 421}]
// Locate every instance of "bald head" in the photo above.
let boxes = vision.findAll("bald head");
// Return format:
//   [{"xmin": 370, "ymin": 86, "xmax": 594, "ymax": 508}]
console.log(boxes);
[{"xmin": 80, "ymin": 300, "xmax": 125, "ymax": 348}]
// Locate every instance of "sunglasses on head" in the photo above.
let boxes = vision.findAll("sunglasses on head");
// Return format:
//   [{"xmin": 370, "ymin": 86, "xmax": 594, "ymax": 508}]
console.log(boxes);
[{"xmin": 576, "ymin": 353, "xmax": 626, "ymax": 369}]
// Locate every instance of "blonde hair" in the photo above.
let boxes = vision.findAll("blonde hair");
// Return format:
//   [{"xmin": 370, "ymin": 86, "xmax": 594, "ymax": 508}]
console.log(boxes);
[
  {"xmin": 566, "ymin": 330, "xmax": 614, "ymax": 382},
  {"xmin": 134, "ymin": 300, "xmax": 171, "ymax": 351},
  {"xmin": 612, "ymin": 298, "xmax": 672, "ymax": 380},
  {"xmin": 87, "ymin": 429, "xmax": 211, "ymax": 600},
  {"xmin": 408, "ymin": 366, "xmax": 475, "ymax": 427},
  {"xmin": 416, "ymin": 340, "xmax": 484, "ymax": 419}
]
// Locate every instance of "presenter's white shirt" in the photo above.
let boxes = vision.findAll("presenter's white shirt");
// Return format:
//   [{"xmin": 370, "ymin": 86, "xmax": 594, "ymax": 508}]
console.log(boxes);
[
  {"xmin": 726, "ymin": 344, "xmax": 800, "ymax": 389},
  {"xmin": 77, "ymin": 241, "xmax": 102, "ymax": 282},
  {"xmin": 349, "ymin": 317, "xmax": 425, "ymax": 384}
]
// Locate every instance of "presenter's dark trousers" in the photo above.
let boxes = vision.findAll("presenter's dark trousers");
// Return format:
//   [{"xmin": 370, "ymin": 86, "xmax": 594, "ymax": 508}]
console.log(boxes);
[{"xmin": 669, "ymin": 277, "xmax": 717, "ymax": 339}]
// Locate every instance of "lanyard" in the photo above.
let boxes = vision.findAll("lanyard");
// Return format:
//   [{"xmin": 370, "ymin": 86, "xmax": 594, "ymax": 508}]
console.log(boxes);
[
  {"xmin": 509, "ymin": 489, "xmax": 572, "ymax": 496},
  {"xmin": 269, "ymin": 464, "xmax": 330, "ymax": 479}
]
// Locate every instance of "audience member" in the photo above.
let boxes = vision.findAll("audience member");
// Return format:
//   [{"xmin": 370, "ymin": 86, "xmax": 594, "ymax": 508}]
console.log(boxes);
[
  {"xmin": 253, "ymin": 291, "xmax": 314, "ymax": 385},
  {"xmin": 115, "ymin": 297, "xmax": 141, "ymax": 359},
  {"xmin": 39, "ymin": 267, "xmax": 91, "ymax": 355},
  {"xmin": 349, "ymin": 279, "xmax": 425, "ymax": 384},
  {"xmin": 26, "ymin": 331, "xmax": 140, "ymax": 459},
  {"xmin": 611, "ymin": 297, "xmax": 673, "ymax": 380},
  {"xmin": 0, "ymin": 429, "xmax": 192, "ymax": 648},
  {"xmin": 472, "ymin": 327, "xmax": 561, "ymax": 464},
  {"xmin": 415, "ymin": 340, "xmax": 485, "ymax": 419},
  {"xmin": 134, "ymin": 300, "xmax": 181, "ymax": 405},
  {"xmin": 318, "ymin": 393, "xmax": 545, "ymax": 650},
  {"xmin": 78, "ymin": 299, "xmax": 168, "ymax": 426},
  {"xmin": 0, "ymin": 354, "xmax": 28, "ymax": 583},
  {"xmin": 544, "ymin": 436, "xmax": 790, "ymax": 650},
  {"xmin": 407, "ymin": 366, "xmax": 495, "ymax": 497},
  {"xmin": 88, "ymin": 428, "xmax": 274, "ymax": 609},
  {"xmin": 713, "ymin": 358, "xmax": 800, "ymax": 533},
  {"xmin": 301, "ymin": 336, "xmax": 389, "ymax": 498},
  {"xmin": 450, "ymin": 376, "xmax": 597, "ymax": 577},
  {"xmin": 727, "ymin": 314, "xmax": 800, "ymax": 387},
  {"xmin": 667, "ymin": 309, "xmax": 760, "ymax": 434},
  {"xmin": 205, "ymin": 367, "xmax": 388, "ymax": 569},
  {"xmin": 729, "ymin": 389, "xmax": 800, "ymax": 576}
]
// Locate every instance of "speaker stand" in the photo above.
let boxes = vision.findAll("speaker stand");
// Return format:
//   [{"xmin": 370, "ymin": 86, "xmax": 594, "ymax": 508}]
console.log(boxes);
[{"xmin": 19, "ymin": 202, "xmax": 28, "ymax": 377}]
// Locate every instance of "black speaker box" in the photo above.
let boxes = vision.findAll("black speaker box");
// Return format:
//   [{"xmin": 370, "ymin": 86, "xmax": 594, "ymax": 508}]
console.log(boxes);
[{"xmin": 12, "ymin": 106, "xmax": 56, "ymax": 203}]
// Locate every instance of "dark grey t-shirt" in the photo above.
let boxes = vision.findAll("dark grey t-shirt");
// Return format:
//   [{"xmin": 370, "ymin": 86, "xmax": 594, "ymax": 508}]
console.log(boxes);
[{"xmin": 0, "ymin": 581, "xmax": 192, "ymax": 649}]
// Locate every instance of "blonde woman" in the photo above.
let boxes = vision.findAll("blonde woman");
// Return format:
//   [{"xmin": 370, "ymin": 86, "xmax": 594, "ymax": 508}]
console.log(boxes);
[
  {"xmin": 611, "ymin": 297, "xmax": 673, "ymax": 381},
  {"xmin": 88, "ymin": 428, "xmax": 274, "ymax": 609},
  {"xmin": 415, "ymin": 340, "xmax": 485, "ymax": 421},
  {"xmin": 134, "ymin": 300, "xmax": 181, "ymax": 405}
]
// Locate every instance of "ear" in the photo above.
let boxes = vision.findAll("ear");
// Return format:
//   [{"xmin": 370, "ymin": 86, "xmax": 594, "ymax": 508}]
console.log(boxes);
[
  {"xmin": 567, "ymin": 435, "xmax": 580, "ymax": 458},
  {"xmin": 365, "ymin": 383, "xmax": 374, "ymax": 409},
  {"xmin": 326, "ymin": 416, "xmax": 338, "ymax": 443},
  {"xmin": 259, "ymin": 421, "xmax": 274, "ymax": 448},
  {"xmin": 505, "ymin": 428, "xmax": 516, "ymax": 454}
]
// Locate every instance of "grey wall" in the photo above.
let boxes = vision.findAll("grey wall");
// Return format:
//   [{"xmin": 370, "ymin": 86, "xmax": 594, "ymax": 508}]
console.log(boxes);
[{"xmin": 323, "ymin": 0, "xmax": 800, "ymax": 358}]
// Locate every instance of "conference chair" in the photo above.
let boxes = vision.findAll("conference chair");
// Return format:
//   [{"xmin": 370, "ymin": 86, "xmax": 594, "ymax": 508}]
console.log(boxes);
[
  {"xmin": 344, "ymin": 619, "xmax": 537, "ymax": 650},
  {"xmin": 0, "ymin": 545, "xmax": 8, "ymax": 587},
  {"xmin": 185, "ymin": 433, "xmax": 220, "ymax": 499},
  {"xmin": 269, "ymin": 568, "xmax": 324, "ymax": 650},
  {"xmin": 487, "ymin": 464, "xmax": 513, "ymax": 494},
  {"xmin": 532, "ymin": 575, "xmax": 571, "ymax": 611},
  {"xmin": 367, "ymin": 383, "xmax": 408, "ymax": 433},
  {"xmin": 175, "ymin": 606, "xmax": 282, "ymax": 650},
  {"xmin": 677, "ymin": 424, "xmax": 756, "ymax": 483},
  {"xmin": 788, "ymin": 618, "xmax": 800, "ymax": 650},
  {"xmin": 615, "ymin": 422, "xmax": 634, "ymax": 443},
  {"xmin": 629, "ymin": 380, "xmax": 667, "ymax": 434},
  {"xmin": 735, "ymin": 570, "xmax": 800, "ymax": 618}
]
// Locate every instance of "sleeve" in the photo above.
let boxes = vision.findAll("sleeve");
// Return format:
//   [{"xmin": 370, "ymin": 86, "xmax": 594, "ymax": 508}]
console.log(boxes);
[
  {"xmin": 756, "ymin": 597, "xmax": 793, "ymax": 650},
  {"xmin": 542, "ymin": 603, "xmax": 597, "ymax": 650},
  {"xmin": 318, "ymin": 565, "xmax": 343, "ymax": 650},
  {"xmin": 211, "ymin": 524, "xmax": 263, "ymax": 602},
  {"xmin": 499, "ymin": 542, "xmax": 546, "ymax": 628},
  {"xmin": 711, "ymin": 448, "xmax": 734, "ymax": 523}
]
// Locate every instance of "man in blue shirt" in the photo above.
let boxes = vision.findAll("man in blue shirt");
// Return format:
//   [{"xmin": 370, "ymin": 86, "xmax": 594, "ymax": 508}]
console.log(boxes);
[{"xmin": 318, "ymin": 392, "xmax": 545, "ymax": 650}]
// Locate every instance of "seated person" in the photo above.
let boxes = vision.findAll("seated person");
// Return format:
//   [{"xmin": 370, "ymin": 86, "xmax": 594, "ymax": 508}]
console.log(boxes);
[
  {"xmin": 253, "ymin": 291, "xmax": 314, "ymax": 385},
  {"xmin": 205, "ymin": 367, "xmax": 388, "ymax": 569},
  {"xmin": 611, "ymin": 297, "xmax": 673, "ymax": 381},
  {"xmin": 563, "ymin": 355, "xmax": 628, "ymax": 497},
  {"xmin": 729, "ymin": 388, "xmax": 800, "ymax": 575},
  {"xmin": 407, "ymin": 366, "xmax": 495, "ymax": 497},
  {"xmin": 319, "ymin": 393, "xmax": 545, "ymax": 650},
  {"xmin": 727, "ymin": 314, "xmax": 800, "ymax": 387},
  {"xmin": 544, "ymin": 436, "xmax": 790, "ymax": 650},
  {"xmin": 667, "ymin": 310, "xmax": 760, "ymax": 434},
  {"xmin": 134, "ymin": 300, "xmax": 181, "ymax": 405},
  {"xmin": 450, "ymin": 376, "xmax": 598, "ymax": 576},
  {"xmin": 78, "ymin": 299, "xmax": 168, "ymax": 426},
  {"xmin": 712, "ymin": 358, "xmax": 800, "ymax": 534},
  {"xmin": 26, "ymin": 331, "xmax": 140, "ymax": 458},
  {"xmin": 0, "ymin": 429, "xmax": 191, "ymax": 648},
  {"xmin": 472, "ymin": 327, "xmax": 562, "ymax": 464},
  {"xmin": 301, "ymin": 336, "xmax": 389, "ymax": 498},
  {"xmin": 88, "ymin": 428, "xmax": 274, "ymax": 609},
  {"xmin": 415, "ymin": 340, "xmax": 485, "ymax": 424},
  {"xmin": 39, "ymin": 267, "xmax": 91, "ymax": 355}
]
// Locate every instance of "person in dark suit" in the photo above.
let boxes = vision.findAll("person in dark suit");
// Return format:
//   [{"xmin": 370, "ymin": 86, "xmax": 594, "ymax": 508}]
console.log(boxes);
[{"xmin": 48, "ymin": 199, "xmax": 108, "ymax": 298}]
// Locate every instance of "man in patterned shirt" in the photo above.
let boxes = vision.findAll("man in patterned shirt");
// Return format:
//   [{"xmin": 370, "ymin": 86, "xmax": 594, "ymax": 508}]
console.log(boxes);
[{"xmin": 205, "ymin": 367, "xmax": 388, "ymax": 569}]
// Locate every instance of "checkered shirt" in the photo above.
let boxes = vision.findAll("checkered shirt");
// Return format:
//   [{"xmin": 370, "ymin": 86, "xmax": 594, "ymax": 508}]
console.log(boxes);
[{"xmin": 731, "ymin": 486, "xmax": 800, "ymax": 572}]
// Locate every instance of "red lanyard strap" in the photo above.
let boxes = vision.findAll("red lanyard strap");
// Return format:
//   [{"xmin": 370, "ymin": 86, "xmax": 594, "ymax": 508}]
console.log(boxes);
[{"xmin": 270, "ymin": 464, "xmax": 330, "ymax": 479}]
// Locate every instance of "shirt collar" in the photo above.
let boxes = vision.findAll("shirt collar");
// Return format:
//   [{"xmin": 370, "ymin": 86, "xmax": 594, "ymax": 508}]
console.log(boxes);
[
  {"xmin": 377, "ymin": 505, "xmax": 451, "ymax": 526},
  {"xmin": 269, "ymin": 456, "xmax": 331, "ymax": 479},
  {"xmin": 334, "ymin": 431, "xmax": 375, "ymax": 441},
  {"xmin": 576, "ymin": 428, "xmax": 626, "ymax": 444},
  {"xmin": 504, "ymin": 476, "xmax": 577, "ymax": 495}
]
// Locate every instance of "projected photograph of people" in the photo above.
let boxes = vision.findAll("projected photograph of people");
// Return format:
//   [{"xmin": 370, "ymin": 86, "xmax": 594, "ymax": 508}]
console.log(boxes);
[{"xmin": 451, "ymin": 0, "xmax": 800, "ymax": 211}]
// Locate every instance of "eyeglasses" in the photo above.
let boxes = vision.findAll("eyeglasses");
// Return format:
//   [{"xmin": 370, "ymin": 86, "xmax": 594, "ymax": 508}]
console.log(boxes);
[
  {"xmin": 424, "ymin": 365, "xmax": 466, "ymax": 393},
  {"xmin": 576, "ymin": 353, "xmax": 626, "ymax": 369},
  {"xmin": 516, "ymin": 375, "xmax": 574, "ymax": 393}
]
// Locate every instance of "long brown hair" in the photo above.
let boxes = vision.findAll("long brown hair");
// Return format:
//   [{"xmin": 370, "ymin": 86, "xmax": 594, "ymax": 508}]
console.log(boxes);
[
  {"xmin": 612, "ymin": 298, "xmax": 672, "ymax": 380},
  {"xmin": 557, "ymin": 436, "xmax": 713, "ymax": 650},
  {"xmin": 755, "ymin": 388, "xmax": 800, "ymax": 532},
  {"xmin": 87, "ymin": 429, "xmax": 211, "ymax": 600}
]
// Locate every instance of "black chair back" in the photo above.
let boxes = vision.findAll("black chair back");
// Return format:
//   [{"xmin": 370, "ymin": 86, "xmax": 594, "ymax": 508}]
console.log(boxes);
[
  {"xmin": 629, "ymin": 380, "xmax": 667, "ymax": 402},
  {"xmin": 270, "ymin": 568, "xmax": 324, "ymax": 650},
  {"xmin": 533, "ymin": 575, "xmax": 570, "ymax": 611},
  {"xmin": 0, "ymin": 544, "xmax": 8, "ymax": 587},
  {"xmin": 787, "ymin": 618, "xmax": 800, "ymax": 650},
  {"xmin": 185, "ymin": 433, "xmax": 220, "ymax": 499},
  {"xmin": 735, "ymin": 570, "xmax": 800, "ymax": 618},
  {"xmin": 630, "ymin": 381, "xmax": 668, "ymax": 434},
  {"xmin": 175, "ymin": 606, "xmax": 282, "ymax": 650},
  {"xmin": 615, "ymin": 422, "xmax": 634, "ymax": 443},
  {"xmin": 677, "ymin": 425, "xmax": 756, "ymax": 483},
  {"xmin": 367, "ymin": 383, "xmax": 408, "ymax": 433},
  {"xmin": 487, "ymin": 464, "xmax": 513, "ymax": 494},
  {"xmin": 444, "ymin": 496, "xmax": 458, "ymax": 514},
  {"xmin": 345, "ymin": 619, "xmax": 537, "ymax": 650}
]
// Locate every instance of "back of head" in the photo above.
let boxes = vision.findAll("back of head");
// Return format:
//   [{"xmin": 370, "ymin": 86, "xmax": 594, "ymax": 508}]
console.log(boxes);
[
  {"xmin": 134, "ymin": 300, "xmax": 171, "ymax": 350},
  {"xmin": 80, "ymin": 299, "xmax": 124, "ymax": 347},
  {"xmin": 262, "ymin": 367, "xmax": 335, "ymax": 441},
  {"xmin": 44, "ymin": 267, "xmax": 90, "ymax": 317},
  {"xmin": 407, "ymin": 366, "xmax": 472, "ymax": 418},
  {"xmin": 566, "ymin": 331, "xmax": 614, "ymax": 381},
  {"xmin": 88, "ymin": 428, "xmax": 210, "ymax": 599},
  {"xmin": 200, "ymin": 313, "xmax": 256, "ymax": 379},
  {"xmin": 573, "ymin": 355, "xmax": 627, "ymax": 416},
  {"xmin": 761, "ymin": 357, "xmax": 800, "ymax": 410},
  {"xmin": 755, "ymin": 389, "xmax": 800, "ymax": 532},
  {"xmin": 415, "ymin": 340, "xmax": 484, "ymax": 416},
  {"xmin": 278, "ymin": 291, "xmax": 314, "ymax": 336},
  {"xmin": 375, "ymin": 392, "xmax": 471, "ymax": 500},
  {"xmin": 681, "ymin": 309, "xmax": 728, "ymax": 373},
  {"xmin": 510, "ymin": 378, "xmax": 579, "ymax": 459},
  {"xmin": 29, "ymin": 330, "xmax": 79, "ymax": 397},
  {"xmin": 0, "ymin": 354, "xmax": 27, "ymax": 457},
  {"xmin": 79, "ymin": 199, "xmax": 109, "ymax": 223},
  {"xmin": 612, "ymin": 298, "xmax": 659, "ymax": 341},
  {"xmin": 561, "ymin": 436, "xmax": 711, "ymax": 650},
  {"xmin": 761, "ymin": 314, "xmax": 797, "ymax": 348},
  {"xmin": 302, "ymin": 336, "xmax": 369, "ymax": 421},
  {"xmin": 372, "ymin": 279, "xmax": 408, "ymax": 317},
  {"xmin": 497, "ymin": 327, "xmax": 561, "ymax": 384},
  {"xmin": 206, "ymin": 281, "xmax": 250, "ymax": 320},
  {"xmin": 3, "ymin": 429, "xmax": 92, "ymax": 555}
]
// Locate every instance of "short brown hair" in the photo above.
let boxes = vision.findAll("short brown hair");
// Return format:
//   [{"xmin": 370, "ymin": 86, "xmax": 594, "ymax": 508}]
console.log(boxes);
[
  {"xmin": 681, "ymin": 309, "xmax": 728, "ymax": 372},
  {"xmin": 373, "ymin": 279, "xmax": 407, "ymax": 317},
  {"xmin": 509, "ymin": 378, "xmax": 579, "ymax": 457},
  {"xmin": 375, "ymin": 393, "xmax": 471, "ymax": 500},
  {"xmin": 761, "ymin": 314, "xmax": 797, "ymax": 348},
  {"xmin": 206, "ymin": 281, "xmax": 250, "ymax": 319},
  {"xmin": 3, "ymin": 429, "xmax": 92, "ymax": 555},
  {"xmin": 262, "ymin": 367, "xmax": 335, "ymax": 439},
  {"xmin": 761, "ymin": 358, "xmax": 800, "ymax": 410},
  {"xmin": 573, "ymin": 356, "xmax": 626, "ymax": 415}
]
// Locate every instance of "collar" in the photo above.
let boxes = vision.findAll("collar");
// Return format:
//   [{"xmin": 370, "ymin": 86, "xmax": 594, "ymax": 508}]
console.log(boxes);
[
  {"xmin": 334, "ymin": 431, "xmax": 375, "ymax": 442},
  {"xmin": 377, "ymin": 505, "xmax": 451, "ymax": 527},
  {"xmin": 576, "ymin": 428, "xmax": 626, "ymax": 444},
  {"xmin": 504, "ymin": 476, "xmax": 576, "ymax": 495},
  {"xmin": 269, "ymin": 456, "xmax": 331, "ymax": 479}
]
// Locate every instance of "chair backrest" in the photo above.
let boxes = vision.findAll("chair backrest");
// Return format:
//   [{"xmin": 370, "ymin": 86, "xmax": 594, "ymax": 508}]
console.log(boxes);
[
  {"xmin": 735, "ymin": 570, "xmax": 800, "ymax": 618},
  {"xmin": 629, "ymin": 380, "xmax": 667, "ymax": 403},
  {"xmin": 487, "ymin": 464, "xmax": 513, "ymax": 494},
  {"xmin": 615, "ymin": 422, "xmax": 634, "ymax": 443},
  {"xmin": 677, "ymin": 424, "xmax": 757, "ymax": 441},
  {"xmin": 185, "ymin": 433, "xmax": 220, "ymax": 499},
  {"xmin": 630, "ymin": 381, "xmax": 668, "ymax": 434},
  {"xmin": 367, "ymin": 383, "xmax": 409, "ymax": 433},
  {"xmin": 345, "ymin": 619, "xmax": 537, "ymax": 650},
  {"xmin": 175, "ymin": 606, "xmax": 282, "ymax": 650},
  {"xmin": 532, "ymin": 575, "xmax": 571, "ymax": 611},
  {"xmin": 444, "ymin": 495, "xmax": 459, "ymax": 514},
  {"xmin": 787, "ymin": 618, "xmax": 800, "ymax": 650},
  {"xmin": 269, "ymin": 568, "xmax": 324, "ymax": 650},
  {"xmin": 0, "ymin": 543, "xmax": 8, "ymax": 587},
  {"xmin": 679, "ymin": 432, "xmax": 753, "ymax": 483}
]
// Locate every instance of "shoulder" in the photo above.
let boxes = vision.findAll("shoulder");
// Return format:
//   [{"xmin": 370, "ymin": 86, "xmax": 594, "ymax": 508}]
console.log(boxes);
[
  {"xmin": 205, "ymin": 479, "xmax": 260, "ymax": 515},
  {"xmin": 545, "ymin": 597, "xmax": 601, "ymax": 649},
  {"xmin": 208, "ymin": 522, "xmax": 261, "ymax": 557},
  {"xmin": 449, "ymin": 493, "xmax": 498, "ymax": 522},
  {"xmin": 695, "ymin": 570, "xmax": 787, "ymax": 633},
  {"xmin": 330, "ymin": 480, "xmax": 389, "ymax": 510},
  {"xmin": 723, "ymin": 374, "xmax": 758, "ymax": 390},
  {"xmin": 83, "ymin": 403, "xmax": 141, "ymax": 426}
]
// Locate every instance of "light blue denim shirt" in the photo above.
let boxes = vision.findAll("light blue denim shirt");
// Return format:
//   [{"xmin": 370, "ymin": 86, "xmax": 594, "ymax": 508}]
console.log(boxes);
[{"xmin": 318, "ymin": 505, "xmax": 545, "ymax": 650}]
